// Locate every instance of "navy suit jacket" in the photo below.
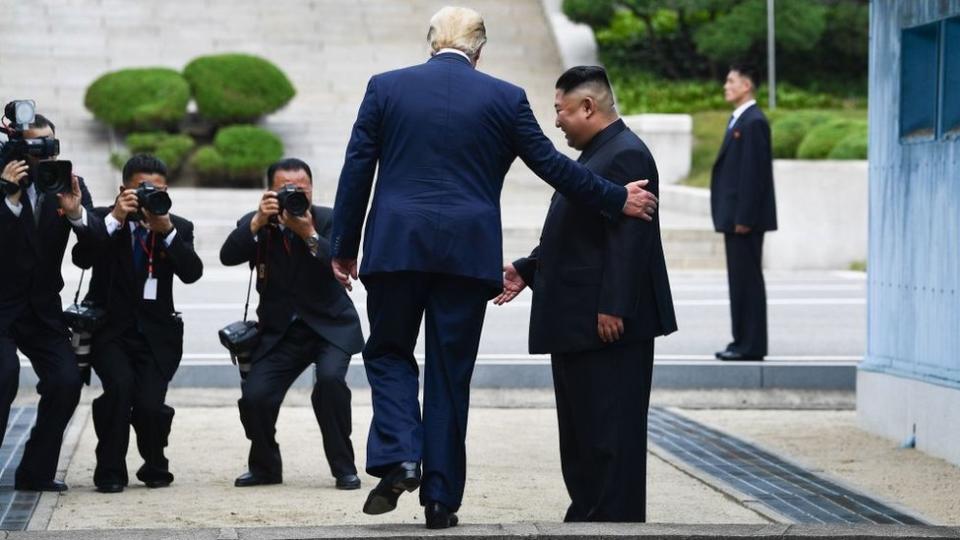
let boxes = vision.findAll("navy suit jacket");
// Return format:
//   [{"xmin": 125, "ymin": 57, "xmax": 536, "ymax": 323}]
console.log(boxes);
[
  {"xmin": 513, "ymin": 120, "xmax": 677, "ymax": 354},
  {"xmin": 331, "ymin": 52, "xmax": 629, "ymax": 292},
  {"xmin": 710, "ymin": 104, "xmax": 778, "ymax": 233},
  {"xmin": 0, "ymin": 178, "xmax": 106, "ymax": 334}
]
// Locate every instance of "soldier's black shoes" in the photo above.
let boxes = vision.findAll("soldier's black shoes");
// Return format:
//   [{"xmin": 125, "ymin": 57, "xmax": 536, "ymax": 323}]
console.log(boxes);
[
  {"xmin": 234, "ymin": 471, "xmax": 282, "ymax": 487},
  {"xmin": 96, "ymin": 483, "xmax": 124, "ymax": 493},
  {"xmin": 15, "ymin": 479, "xmax": 68, "ymax": 492},
  {"xmin": 716, "ymin": 350, "xmax": 764, "ymax": 361},
  {"xmin": 362, "ymin": 461, "xmax": 420, "ymax": 515},
  {"xmin": 336, "ymin": 474, "xmax": 361, "ymax": 490},
  {"xmin": 425, "ymin": 501, "xmax": 458, "ymax": 529}
]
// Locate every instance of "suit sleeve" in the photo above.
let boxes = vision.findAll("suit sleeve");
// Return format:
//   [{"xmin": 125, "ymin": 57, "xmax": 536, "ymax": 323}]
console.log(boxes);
[
  {"xmin": 735, "ymin": 118, "xmax": 773, "ymax": 227},
  {"xmin": 71, "ymin": 178, "xmax": 108, "ymax": 253},
  {"xmin": 304, "ymin": 210, "xmax": 334, "ymax": 278},
  {"xmin": 598, "ymin": 149, "xmax": 659, "ymax": 317},
  {"xmin": 165, "ymin": 219, "xmax": 203, "ymax": 284},
  {"xmin": 511, "ymin": 91, "xmax": 627, "ymax": 218},
  {"xmin": 220, "ymin": 213, "xmax": 258, "ymax": 267},
  {"xmin": 71, "ymin": 206, "xmax": 110, "ymax": 269},
  {"xmin": 512, "ymin": 245, "xmax": 539, "ymax": 289},
  {"xmin": 331, "ymin": 76, "xmax": 381, "ymax": 259}
]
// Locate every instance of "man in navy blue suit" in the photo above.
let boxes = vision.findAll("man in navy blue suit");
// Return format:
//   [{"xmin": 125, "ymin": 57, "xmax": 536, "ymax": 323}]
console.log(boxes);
[
  {"xmin": 330, "ymin": 7, "xmax": 658, "ymax": 529},
  {"xmin": 710, "ymin": 64, "xmax": 778, "ymax": 361}
]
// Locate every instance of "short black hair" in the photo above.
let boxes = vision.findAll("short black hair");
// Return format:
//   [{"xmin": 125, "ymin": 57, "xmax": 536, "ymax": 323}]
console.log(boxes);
[
  {"xmin": 730, "ymin": 63, "xmax": 761, "ymax": 90},
  {"xmin": 555, "ymin": 65, "xmax": 613, "ymax": 95},
  {"xmin": 122, "ymin": 154, "xmax": 167, "ymax": 184},
  {"xmin": 29, "ymin": 114, "xmax": 56, "ymax": 134},
  {"xmin": 266, "ymin": 158, "xmax": 312, "ymax": 187}
]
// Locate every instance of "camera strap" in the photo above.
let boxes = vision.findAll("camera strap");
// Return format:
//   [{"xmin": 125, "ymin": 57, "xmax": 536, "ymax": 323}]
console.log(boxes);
[
  {"xmin": 243, "ymin": 266, "xmax": 254, "ymax": 323},
  {"xmin": 73, "ymin": 268, "xmax": 86, "ymax": 306}
]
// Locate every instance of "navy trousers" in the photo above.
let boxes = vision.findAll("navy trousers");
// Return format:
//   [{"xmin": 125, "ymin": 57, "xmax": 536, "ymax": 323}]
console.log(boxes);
[
  {"xmin": 362, "ymin": 271, "xmax": 489, "ymax": 512},
  {"xmin": 724, "ymin": 232, "xmax": 768, "ymax": 357}
]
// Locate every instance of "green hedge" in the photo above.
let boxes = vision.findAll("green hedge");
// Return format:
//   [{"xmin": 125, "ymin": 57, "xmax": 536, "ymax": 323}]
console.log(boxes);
[
  {"xmin": 191, "ymin": 125, "xmax": 284, "ymax": 187},
  {"xmin": 828, "ymin": 122, "xmax": 868, "ymax": 159},
  {"xmin": 796, "ymin": 120, "xmax": 856, "ymax": 159},
  {"xmin": 127, "ymin": 132, "xmax": 195, "ymax": 173},
  {"xmin": 771, "ymin": 112, "xmax": 831, "ymax": 158},
  {"xmin": 184, "ymin": 53, "xmax": 295, "ymax": 124},
  {"xmin": 84, "ymin": 68, "xmax": 190, "ymax": 131}
]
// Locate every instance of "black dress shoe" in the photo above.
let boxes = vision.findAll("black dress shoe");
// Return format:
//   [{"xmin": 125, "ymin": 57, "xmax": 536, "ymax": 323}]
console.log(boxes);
[
  {"xmin": 717, "ymin": 350, "xmax": 764, "ymax": 361},
  {"xmin": 336, "ymin": 474, "xmax": 361, "ymax": 490},
  {"xmin": 362, "ymin": 461, "xmax": 420, "ymax": 515},
  {"xmin": 15, "ymin": 479, "xmax": 68, "ymax": 492},
  {"xmin": 234, "ymin": 471, "xmax": 282, "ymax": 487},
  {"xmin": 144, "ymin": 479, "xmax": 172, "ymax": 489},
  {"xmin": 96, "ymin": 483, "xmax": 124, "ymax": 494},
  {"xmin": 425, "ymin": 501, "xmax": 459, "ymax": 529}
]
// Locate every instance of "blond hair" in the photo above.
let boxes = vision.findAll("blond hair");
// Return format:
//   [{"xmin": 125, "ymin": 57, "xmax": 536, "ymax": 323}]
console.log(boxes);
[{"xmin": 427, "ymin": 6, "xmax": 487, "ymax": 60}]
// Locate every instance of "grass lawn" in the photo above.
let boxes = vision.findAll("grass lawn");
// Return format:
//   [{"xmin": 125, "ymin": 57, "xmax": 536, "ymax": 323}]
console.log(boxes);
[{"xmin": 684, "ymin": 108, "xmax": 868, "ymax": 189}]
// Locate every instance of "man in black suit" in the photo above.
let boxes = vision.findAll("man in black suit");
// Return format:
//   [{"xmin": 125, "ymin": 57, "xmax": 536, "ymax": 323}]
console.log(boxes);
[
  {"xmin": 498, "ymin": 67, "xmax": 677, "ymax": 522},
  {"xmin": 72, "ymin": 154, "xmax": 203, "ymax": 493},
  {"xmin": 0, "ymin": 114, "xmax": 107, "ymax": 492},
  {"xmin": 220, "ymin": 158, "xmax": 364, "ymax": 490},
  {"xmin": 710, "ymin": 64, "xmax": 777, "ymax": 362}
]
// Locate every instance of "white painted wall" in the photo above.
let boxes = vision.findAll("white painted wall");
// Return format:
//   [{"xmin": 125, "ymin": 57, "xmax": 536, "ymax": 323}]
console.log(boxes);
[
  {"xmin": 764, "ymin": 160, "xmax": 868, "ymax": 270},
  {"xmin": 623, "ymin": 114, "xmax": 694, "ymax": 185}
]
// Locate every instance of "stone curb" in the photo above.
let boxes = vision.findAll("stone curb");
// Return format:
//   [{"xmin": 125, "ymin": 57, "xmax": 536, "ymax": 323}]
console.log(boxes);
[{"xmin": 7, "ymin": 523, "xmax": 960, "ymax": 540}]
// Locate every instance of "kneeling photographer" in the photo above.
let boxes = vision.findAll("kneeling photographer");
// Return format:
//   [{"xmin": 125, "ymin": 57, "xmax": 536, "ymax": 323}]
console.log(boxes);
[
  {"xmin": 219, "ymin": 158, "xmax": 364, "ymax": 490},
  {"xmin": 71, "ymin": 154, "xmax": 203, "ymax": 493},
  {"xmin": 0, "ymin": 103, "xmax": 107, "ymax": 492}
]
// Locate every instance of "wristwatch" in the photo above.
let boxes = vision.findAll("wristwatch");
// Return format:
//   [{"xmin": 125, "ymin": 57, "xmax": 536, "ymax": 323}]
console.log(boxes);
[{"xmin": 305, "ymin": 232, "xmax": 321, "ymax": 256}]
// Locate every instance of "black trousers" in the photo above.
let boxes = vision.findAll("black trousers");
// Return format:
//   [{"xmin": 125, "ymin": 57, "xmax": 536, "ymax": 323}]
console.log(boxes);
[
  {"xmin": 362, "ymin": 272, "xmax": 490, "ymax": 512},
  {"xmin": 724, "ymin": 232, "xmax": 768, "ymax": 357},
  {"xmin": 91, "ymin": 329, "xmax": 174, "ymax": 487},
  {"xmin": 238, "ymin": 320, "xmax": 356, "ymax": 481},
  {"xmin": 0, "ymin": 306, "xmax": 82, "ymax": 485},
  {"xmin": 552, "ymin": 339, "xmax": 655, "ymax": 523}
]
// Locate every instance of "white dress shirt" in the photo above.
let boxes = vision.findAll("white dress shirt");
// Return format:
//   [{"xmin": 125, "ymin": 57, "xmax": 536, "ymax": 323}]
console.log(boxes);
[
  {"xmin": 434, "ymin": 48, "xmax": 471, "ymax": 62},
  {"xmin": 728, "ymin": 99, "xmax": 757, "ymax": 129},
  {"xmin": 104, "ymin": 213, "xmax": 177, "ymax": 247},
  {"xmin": 5, "ymin": 182, "xmax": 88, "ymax": 228}
]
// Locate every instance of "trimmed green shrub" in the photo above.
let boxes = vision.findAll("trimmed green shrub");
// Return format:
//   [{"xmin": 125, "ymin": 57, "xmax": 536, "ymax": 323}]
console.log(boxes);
[
  {"xmin": 828, "ymin": 121, "xmax": 868, "ymax": 159},
  {"xmin": 127, "ymin": 132, "xmax": 195, "ymax": 172},
  {"xmin": 183, "ymin": 53, "xmax": 296, "ymax": 124},
  {"xmin": 796, "ymin": 120, "xmax": 854, "ymax": 159},
  {"xmin": 84, "ymin": 68, "xmax": 190, "ymax": 131},
  {"xmin": 772, "ymin": 112, "xmax": 831, "ymax": 158},
  {"xmin": 191, "ymin": 125, "xmax": 283, "ymax": 187}
]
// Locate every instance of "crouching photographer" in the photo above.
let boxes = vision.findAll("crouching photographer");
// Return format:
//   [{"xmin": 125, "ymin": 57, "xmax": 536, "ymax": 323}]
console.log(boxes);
[
  {"xmin": 71, "ymin": 154, "xmax": 203, "ymax": 493},
  {"xmin": 219, "ymin": 158, "xmax": 364, "ymax": 490},
  {"xmin": 0, "ymin": 103, "xmax": 108, "ymax": 492}
]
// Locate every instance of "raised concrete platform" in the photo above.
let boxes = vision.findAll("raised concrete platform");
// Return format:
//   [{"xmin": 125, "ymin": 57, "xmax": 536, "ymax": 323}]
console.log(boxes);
[
  {"xmin": 18, "ymin": 358, "xmax": 858, "ymax": 391},
  {"xmin": 5, "ymin": 523, "xmax": 960, "ymax": 539}
]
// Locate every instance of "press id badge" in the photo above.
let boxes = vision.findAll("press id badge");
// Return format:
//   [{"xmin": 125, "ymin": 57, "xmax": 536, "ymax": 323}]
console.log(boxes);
[{"xmin": 144, "ymin": 277, "xmax": 158, "ymax": 301}]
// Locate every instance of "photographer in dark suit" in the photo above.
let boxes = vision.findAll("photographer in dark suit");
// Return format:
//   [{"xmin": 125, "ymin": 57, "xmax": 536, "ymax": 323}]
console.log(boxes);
[
  {"xmin": 0, "ymin": 113, "xmax": 107, "ymax": 492},
  {"xmin": 72, "ymin": 154, "xmax": 203, "ymax": 493},
  {"xmin": 220, "ymin": 158, "xmax": 364, "ymax": 490},
  {"xmin": 500, "ymin": 67, "xmax": 677, "ymax": 522},
  {"xmin": 710, "ymin": 64, "xmax": 777, "ymax": 361}
]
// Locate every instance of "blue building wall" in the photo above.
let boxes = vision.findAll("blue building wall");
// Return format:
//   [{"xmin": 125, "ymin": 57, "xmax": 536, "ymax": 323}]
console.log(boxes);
[{"xmin": 863, "ymin": 0, "xmax": 960, "ymax": 387}]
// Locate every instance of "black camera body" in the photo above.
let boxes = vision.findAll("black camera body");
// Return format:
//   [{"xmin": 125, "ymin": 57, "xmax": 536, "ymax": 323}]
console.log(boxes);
[
  {"xmin": 0, "ymin": 99, "xmax": 72, "ymax": 196},
  {"xmin": 276, "ymin": 183, "xmax": 310, "ymax": 217},
  {"xmin": 63, "ymin": 301, "xmax": 107, "ymax": 370},
  {"xmin": 129, "ymin": 182, "xmax": 172, "ymax": 222},
  {"xmin": 218, "ymin": 320, "xmax": 260, "ymax": 375}
]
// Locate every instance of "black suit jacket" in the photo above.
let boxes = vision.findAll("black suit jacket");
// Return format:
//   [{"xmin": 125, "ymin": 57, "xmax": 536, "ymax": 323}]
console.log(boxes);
[
  {"xmin": 710, "ymin": 104, "xmax": 778, "ymax": 233},
  {"xmin": 0, "ymin": 178, "xmax": 106, "ymax": 333},
  {"xmin": 220, "ymin": 205, "xmax": 364, "ymax": 362},
  {"xmin": 72, "ymin": 208, "xmax": 203, "ymax": 381},
  {"xmin": 513, "ymin": 119, "xmax": 677, "ymax": 354}
]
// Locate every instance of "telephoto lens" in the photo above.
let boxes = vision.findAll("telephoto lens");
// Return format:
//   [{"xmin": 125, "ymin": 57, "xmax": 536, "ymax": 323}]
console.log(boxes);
[
  {"xmin": 71, "ymin": 330, "xmax": 94, "ymax": 369},
  {"xmin": 276, "ymin": 183, "xmax": 310, "ymax": 217},
  {"xmin": 131, "ymin": 182, "xmax": 172, "ymax": 221}
]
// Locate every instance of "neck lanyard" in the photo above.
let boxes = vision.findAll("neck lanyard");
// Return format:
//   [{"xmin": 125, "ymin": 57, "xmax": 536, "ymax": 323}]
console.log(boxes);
[{"xmin": 137, "ymin": 229, "xmax": 157, "ymax": 277}]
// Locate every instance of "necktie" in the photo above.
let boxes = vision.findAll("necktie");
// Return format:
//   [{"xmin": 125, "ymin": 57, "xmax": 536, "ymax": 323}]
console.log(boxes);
[{"xmin": 132, "ymin": 226, "xmax": 149, "ymax": 271}]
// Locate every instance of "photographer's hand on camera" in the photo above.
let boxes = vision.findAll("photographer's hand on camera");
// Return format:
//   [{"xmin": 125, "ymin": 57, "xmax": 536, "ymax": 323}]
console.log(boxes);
[
  {"xmin": 2, "ymin": 160, "xmax": 28, "ymax": 205},
  {"xmin": 250, "ymin": 191, "xmax": 279, "ymax": 235},
  {"xmin": 142, "ymin": 208, "xmax": 174, "ymax": 236},
  {"xmin": 110, "ymin": 188, "xmax": 139, "ymax": 223},
  {"xmin": 57, "ymin": 175, "xmax": 84, "ymax": 221},
  {"xmin": 278, "ymin": 208, "xmax": 315, "ymax": 241}
]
